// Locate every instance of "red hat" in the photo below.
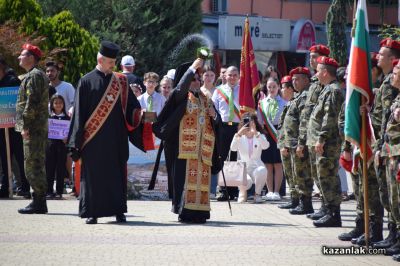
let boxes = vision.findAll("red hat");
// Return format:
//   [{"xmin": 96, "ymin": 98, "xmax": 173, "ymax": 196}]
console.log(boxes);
[
  {"xmin": 309, "ymin": 44, "xmax": 330, "ymax": 56},
  {"xmin": 289, "ymin": 67, "xmax": 311, "ymax": 77},
  {"xmin": 22, "ymin": 43, "xmax": 42, "ymax": 58},
  {"xmin": 393, "ymin": 59, "xmax": 400, "ymax": 68},
  {"xmin": 339, "ymin": 154, "xmax": 353, "ymax": 173},
  {"xmin": 380, "ymin": 38, "xmax": 400, "ymax": 51},
  {"xmin": 317, "ymin": 56, "xmax": 339, "ymax": 68},
  {"xmin": 280, "ymin": 75, "xmax": 292, "ymax": 84}
]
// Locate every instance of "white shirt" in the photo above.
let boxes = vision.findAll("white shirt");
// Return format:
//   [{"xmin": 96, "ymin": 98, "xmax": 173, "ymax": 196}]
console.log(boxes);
[
  {"xmin": 137, "ymin": 91, "xmax": 166, "ymax": 116},
  {"xmin": 55, "ymin": 81, "xmax": 75, "ymax": 112},
  {"xmin": 211, "ymin": 83, "xmax": 240, "ymax": 123}
]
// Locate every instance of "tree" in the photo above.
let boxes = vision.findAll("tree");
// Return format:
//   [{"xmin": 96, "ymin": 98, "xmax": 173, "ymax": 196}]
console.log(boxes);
[
  {"xmin": 0, "ymin": 0, "xmax": 99, "ymax": 85},
  {"xmin": 36, "ymin": 0, "xmax": 204, "ymax": 76},
  {"xmin": 326, "ymin": 0, "xmax": 348, "ymax": 66}
]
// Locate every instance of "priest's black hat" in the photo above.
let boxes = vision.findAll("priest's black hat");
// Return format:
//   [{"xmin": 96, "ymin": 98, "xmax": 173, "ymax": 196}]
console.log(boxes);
[
  {"xmin": 99, "ymin": 41, "xmax": 120, "ymax": 59},
  {"xmin": 173, "ymin": 62, "xmax": 193, "ymax": 88}
]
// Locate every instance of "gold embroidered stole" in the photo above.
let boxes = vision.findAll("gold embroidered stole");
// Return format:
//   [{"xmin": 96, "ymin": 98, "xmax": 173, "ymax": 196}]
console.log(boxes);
[
  {"xmin": 178, "ymin": 92, "xmax": 215, "ymax": 211},
  {"xmin": 82, "ymin": 73, "xmax": 122, "ymax": 149}
]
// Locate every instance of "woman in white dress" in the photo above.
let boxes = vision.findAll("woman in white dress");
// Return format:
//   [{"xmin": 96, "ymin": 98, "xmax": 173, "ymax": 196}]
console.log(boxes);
[{"xmin": 230, "ymin": 113, "xmax": 270, "ymax": 203}]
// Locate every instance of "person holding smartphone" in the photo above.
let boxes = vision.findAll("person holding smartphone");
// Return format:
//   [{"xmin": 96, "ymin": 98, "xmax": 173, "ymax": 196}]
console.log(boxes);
[{"xmin": 230, "ymin": 113, "xmax": 270, "ymax": 203}]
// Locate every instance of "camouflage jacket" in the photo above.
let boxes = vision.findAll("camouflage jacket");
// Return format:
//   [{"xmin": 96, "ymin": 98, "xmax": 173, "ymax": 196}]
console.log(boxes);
[
  {"xmin": 306, "ymin": 81, "xmax": 344, "ymax": 147},
  {"xmin": 383, "ymin": 93, "xmax": 400, "ymax": 157},
  {"xmin": 15, "ymin": 67, "xmax": 49, "ymax": 132},
  {"xmin": 279, "ymin": 87, "xmax": 308, "ymax": 149},
  {"xmin": 298, "ymin": 75, "xmax": 323, "ymax": 146}
]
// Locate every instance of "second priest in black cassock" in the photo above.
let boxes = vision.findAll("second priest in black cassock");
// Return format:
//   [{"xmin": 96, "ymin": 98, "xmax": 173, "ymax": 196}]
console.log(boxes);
[
  {"xmin": 153, "ymin": 58, "xmax": 222, "ymax": 223},
  {"xmin": 67, "ymin": 41, "xmax": 142, "ymax": 224}
]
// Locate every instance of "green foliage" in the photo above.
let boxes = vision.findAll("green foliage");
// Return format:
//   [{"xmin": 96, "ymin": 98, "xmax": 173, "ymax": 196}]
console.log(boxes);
[
  {"xmin": 37, "ymin": 0, "xmax": 203, "ymax": 76},
  {"xmin": 379, "ymin": 25, "xmax": 400, "ymax": 41},
  {"xmin": 39, "ymin": 11, "xmax": 99, "ymax": 84},
  {"xmin": 0, "ymin": 0, "xmax": 99, "ymax": 85},
  {"xmin": 0, "ymin": 0, "xmax": 43, "ymax": 34},
  {"xmin": 326, "ymin": 0, "xmax": 348, "ymax": 66}
]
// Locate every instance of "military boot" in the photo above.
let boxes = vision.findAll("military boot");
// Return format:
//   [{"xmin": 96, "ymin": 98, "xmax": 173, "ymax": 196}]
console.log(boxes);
[
  {"xmin": 307, "ymin": 204, "xmax": 327, "ymax": 220},
  {"xmin": 385, "ymin": 233, "xmax": 400, "ymax": 256},
  {"xmin": 18, "ymin": 194, "xmax": 48, "ymax": 214},
  {"xmin": 353, "ymin": 218, "xmax": 383, "ymax": 246},
  {"xmin": 373, "ymin": 222, "xmax": 397, "ymax": 249},
  {"xmin": 313, "ymin": 206, "xmax": 342, "ymax": 227},
  {"xmin": 338, "ymin": 216, "xmax": 364, "ymax": 241},
  {"xmin": 278, "ymin": 197, "xmax": 299, "ymax": 209},
  {"xmin": 289, "ymin": 195, "xmax": 314, "ymax": 215}
]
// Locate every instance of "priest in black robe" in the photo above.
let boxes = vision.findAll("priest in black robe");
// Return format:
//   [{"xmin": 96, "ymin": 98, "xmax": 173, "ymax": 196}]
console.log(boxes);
[
  {"xmin": 67, "ymin": 41, "xmax": 142, "ymax": 224},
  {"xmin": 153, "ymin": 58, "xmax": 222, "ymax": 223}
]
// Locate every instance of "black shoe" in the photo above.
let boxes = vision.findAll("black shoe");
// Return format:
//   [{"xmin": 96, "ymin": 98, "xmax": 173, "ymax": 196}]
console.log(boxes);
[
  {"xmin": 18, "ymin": 195, "xmax": 48, "ymax": 214},
  {"xmin": 373, "ymin": 222, "xmax": 397, "ymax": 249},
  {"xmin": 307, "ymin": 206, "xmax": 327, "ymax": 220},
  {"xmin": 278, "ymin": 198, "xmax": 299, "ymax": 209},
  {"xmin": 0, "ymin": 189, "xmax": 9, "ymax": 198},
  {"xmin": 216, "ymin": 194, "xmax": 229, "ymax": 201},
  {"xmin": 354, "ymin": 220, "xmax": 383, "ymax": 246},
  {"xmin": 313, "ymin": 209, "xmax": 341, "ymax": 228},
  {"xmin": 339, "ymin": 228, "xmax": 364, "ymax": 241},
  {"xmin": 116, "ymin": 213, "xmax": 126, "ymax": 223},
  {"xmin": 386, "ymin": 240, "xmax": 400, "ymax": 256},
  {"xmin": 86, "ymin": 217, "xmax": 97, "ymax": 224},
  {"xmin": 17, "ymin": 190, "xmax": 31, "ymax": 199},
  {"xmin": 393, "ymin": 254, "xmax": 400, "ymax": 262}
]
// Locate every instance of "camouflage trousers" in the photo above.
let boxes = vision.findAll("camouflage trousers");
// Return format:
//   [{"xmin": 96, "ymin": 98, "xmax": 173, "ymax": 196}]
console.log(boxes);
[
  {"xmin": 309, "ymin": 147, "xmax": 322, "ymax": 200},
  {"xmin": 23, "ymin": 135, "xmax": 47, "ymax": 197},
  {"xmin": 309, "ymin": 144, "xmax": 342, "ymax": 207},
  {"xmin": 385, "ymin": 156, "xmax": 400, "ymax": 228},
  {"xmin": 374, "ymin": 160, "xmax": 391, "ymax": 214},
  {"xmin": 281, "ymin": 151, "xmax": 298, "ymax": 199},
  {"xmin": 351, "ymin": 158, "xmax": 384, "ymax": 221},
  {"xmin": 290, "ymin": 148, "xmax": 313, "ymax": 197}
]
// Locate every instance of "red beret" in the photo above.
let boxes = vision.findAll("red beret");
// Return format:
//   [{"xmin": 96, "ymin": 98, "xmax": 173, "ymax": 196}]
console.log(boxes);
[
  {"xmin": 289, "ymin": 67, "xmax": 311, "ymax": 77},
  {"xmin": 280, "ymin": 75, "xmax": 292, "ymax": 84},
  {"xmin": 393, "ymin": 59, "xmax": 400, "ymax": 68},
  {"xmin": 317, "ymin": 56, "xmax": 339, "ymax": 68},
  {"xmin": 380, "ymin": 38, "xmax": 400, "ymax": 51},
  {"xmin": 339, "ymin": 154, "xmax": 353, "ymax": 173},
  {"xmin": 22, "ymin": 43, "xmax": 42, "ymax": 58},
  {"xmin": 309, "ymin": 44, "xmax": 330, "ymax": 56}
]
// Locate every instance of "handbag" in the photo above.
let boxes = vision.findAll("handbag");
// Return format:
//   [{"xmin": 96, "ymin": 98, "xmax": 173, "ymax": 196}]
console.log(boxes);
[{"xmin": 218, "ymin": 150, "xmax": 247, "ymax": 187}]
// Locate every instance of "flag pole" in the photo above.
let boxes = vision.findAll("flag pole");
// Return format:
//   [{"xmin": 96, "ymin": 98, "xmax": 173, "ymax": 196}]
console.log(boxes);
[
  {"xmin": 352, "ymin": 0, "xmax": 370, "ymax": 247},
  {"xmin": 5, "ymin": 128, "xmax": 13, "ymax": 198}
]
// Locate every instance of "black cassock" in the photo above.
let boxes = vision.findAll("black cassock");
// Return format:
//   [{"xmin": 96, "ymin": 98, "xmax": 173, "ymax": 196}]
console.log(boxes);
[
  {"xmin": 68, "ymin": 69, "xmax": 141, "ymax": 218},
  {"xmin": 153, "ymin": 68, "xmax": 222, "ymax": 221}
]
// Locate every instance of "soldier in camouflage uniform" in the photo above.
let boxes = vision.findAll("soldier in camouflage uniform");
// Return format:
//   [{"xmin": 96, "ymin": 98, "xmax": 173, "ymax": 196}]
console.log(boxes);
[
  {"xmin": 306, "ymin": 56, "xmax": 344, "ymax": 227},
  {"xmin": 280, "ymin": 67, "xmax": 314, "ymax": 214},
  {"xmin": 296, "ymin": 45, "xmax": 331, "ymax": 221},
  {"xmin": 15, "ymin": 44, "xmax": 49, "ymax": 214},
  {"xmin": 372, "ymin": 39, "xmax": 400, "ymax": 250},
  {"xmin": 277, "ymin": 75, "xmax": 298, "ymax": 209},
  {"xmin": 387, "ymin": 60, "xmax": 400, "ymax": 261}
]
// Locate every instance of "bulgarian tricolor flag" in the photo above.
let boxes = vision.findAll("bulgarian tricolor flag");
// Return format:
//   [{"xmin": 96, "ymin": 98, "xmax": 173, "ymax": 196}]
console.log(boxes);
[
  {"xmin": 239, "ymin": 17, "xmax": 260, "ymax": 114},
  {"xmin": 345, "ymin": 0, "xmax": 375, "ymax": 164}
]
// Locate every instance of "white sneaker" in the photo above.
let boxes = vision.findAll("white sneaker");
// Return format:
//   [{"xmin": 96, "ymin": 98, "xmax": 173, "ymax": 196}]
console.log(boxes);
[
  {"xmin": 254, "ymin": 195, "xmax": 263, "ymax": 204},
  {"xmin": 263, "ymin": 192, "xmax": 274, "ymax": 201},
  {"xmin": 237, "ymin": 195, "xmax": 247, "ymax": 203},
  {"xmin": 272, "ymin": 192, "xmax": 281, "ymax": 201}
]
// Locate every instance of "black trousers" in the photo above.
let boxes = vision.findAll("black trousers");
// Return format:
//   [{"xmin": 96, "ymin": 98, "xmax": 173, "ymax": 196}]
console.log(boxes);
[
  {"xmin": 218, "ymin": 123, "xmax": 239, "ymax": 198},
  {"xmin": 46, "ymin": 140, "xmax": 67, "ymax": 194},
  {"xmin": 0, "ymin": 128, "xmax": 30, "ymax": 193}
]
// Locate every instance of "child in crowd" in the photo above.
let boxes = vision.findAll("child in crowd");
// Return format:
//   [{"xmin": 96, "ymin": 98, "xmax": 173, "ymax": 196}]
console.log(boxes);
[
  {"xmin": 137, "ymin": 72, "xmax": 166, "ymax": 115},
  {"xmin": 46, "ymin": 95, "xmax": 70, "ymax": 199},
  {"xmin": 159, "ymin": 76, "xmax": 173, "ymax": 99}
]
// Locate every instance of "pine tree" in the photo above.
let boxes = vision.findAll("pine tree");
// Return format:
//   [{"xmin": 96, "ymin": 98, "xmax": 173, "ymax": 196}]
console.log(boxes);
[{"xmin": 326, "ymin": 0, "xmax": 348, "ymax": 66}]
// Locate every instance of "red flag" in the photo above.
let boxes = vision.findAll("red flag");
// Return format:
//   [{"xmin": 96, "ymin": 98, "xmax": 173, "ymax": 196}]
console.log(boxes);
[{"xmin": 239, "ymin": 17, "xmax": 260, "ymax": 114}]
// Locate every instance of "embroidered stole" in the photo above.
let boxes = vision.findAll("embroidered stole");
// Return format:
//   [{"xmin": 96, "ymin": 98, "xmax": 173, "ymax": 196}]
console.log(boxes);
[
  {"xmin": 82, "ymin": 72, "xmax": 135, "ymax": 149},
  {"xmin": 178, "ymin": 92, "xmax": 215, "ymax": 211},
  {"xmin": 259, "ymin": 100, "xmax": 278, "ymax": 142}
]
